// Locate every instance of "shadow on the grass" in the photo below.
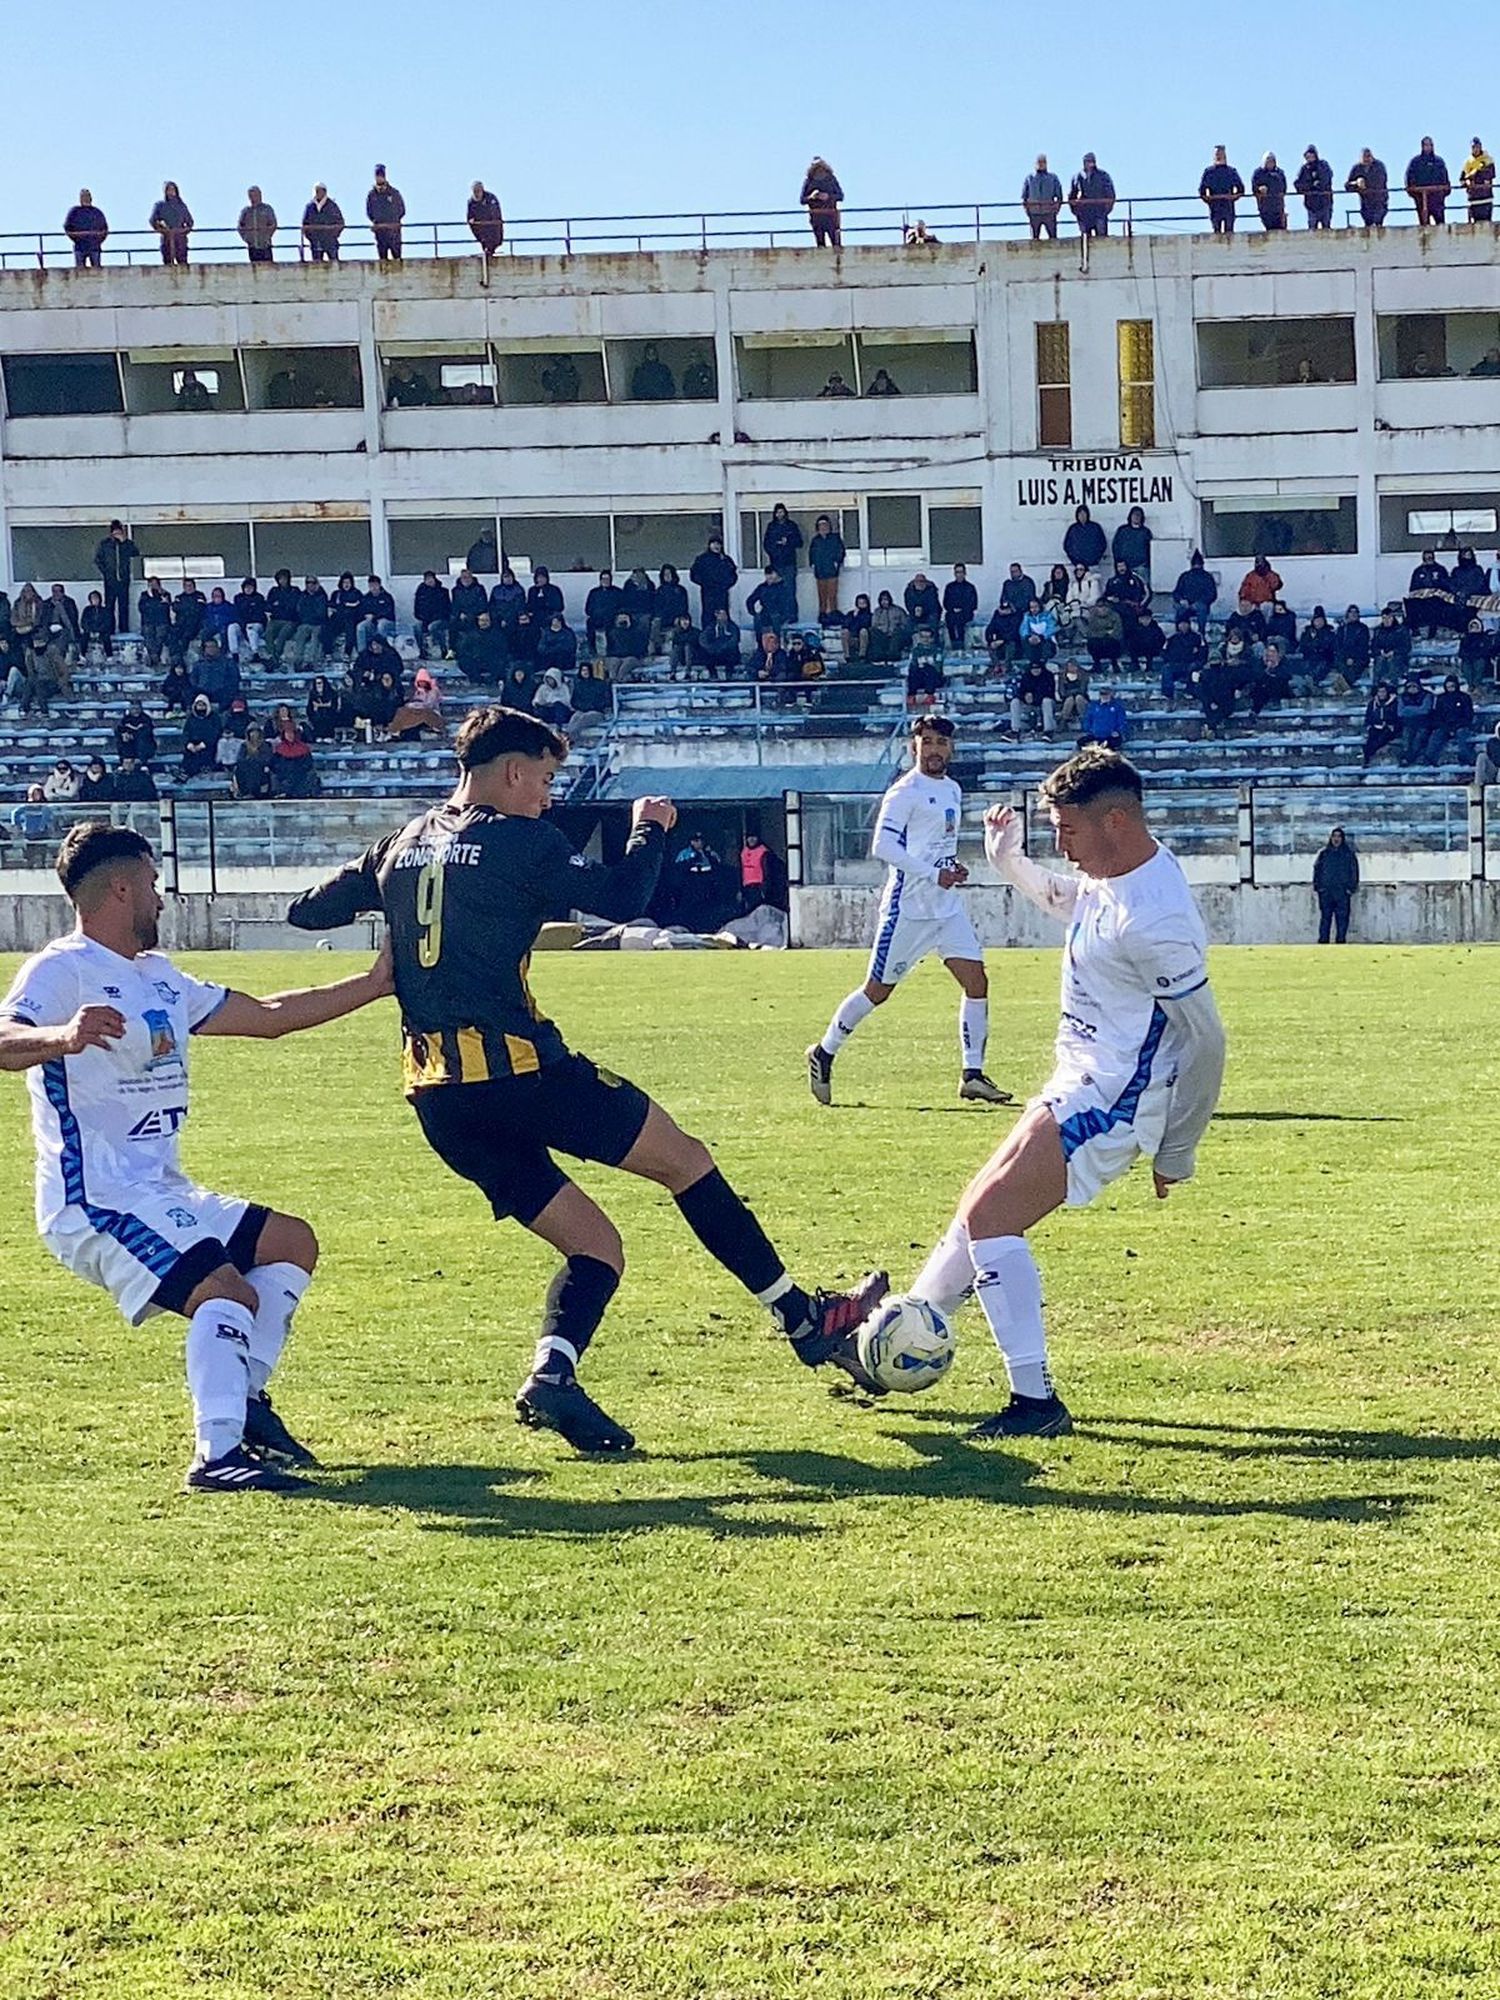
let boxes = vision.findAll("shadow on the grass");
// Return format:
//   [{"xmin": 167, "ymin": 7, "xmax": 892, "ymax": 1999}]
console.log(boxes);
[{"xmin": 1091, "ymin": 1415, "xmax": 1500, "ymax": 1464}]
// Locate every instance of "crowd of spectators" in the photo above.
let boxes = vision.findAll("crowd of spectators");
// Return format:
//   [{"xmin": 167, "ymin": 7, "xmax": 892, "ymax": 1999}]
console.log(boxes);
[{"xmin": 47, "ymin": 134, "xmax": 1497, "ymax": 270}]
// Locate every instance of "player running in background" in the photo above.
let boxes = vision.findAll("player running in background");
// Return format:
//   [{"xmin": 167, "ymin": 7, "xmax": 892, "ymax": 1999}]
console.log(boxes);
[
  {"xmin": 865, "ymin": 749, "xmax": 1226, "ymax": 1435},
  {"xmin": 0, "ymin": 823, "xmax": 392, "ymax": 1493},
  {"xmin": 808, "ymin": 716, "xmax": 1010, "ymax": 1107},
  {"xmin": 287, "ymin": 705, "xmax": 885, "ymax": 1455}
]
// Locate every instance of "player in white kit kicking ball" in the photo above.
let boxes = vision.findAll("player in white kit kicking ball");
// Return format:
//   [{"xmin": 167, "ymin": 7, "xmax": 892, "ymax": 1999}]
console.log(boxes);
[
  {"xmin": 839, "ymin": 748, "xmax": 1226, "ymax": 1433},
  {"xmin": 0, "ymin": 822, "xmax": 392, "ymax": 1494},
  {"xmin": 807, "ymin": 716, "xmax": 1011, "ymax": 1106}
]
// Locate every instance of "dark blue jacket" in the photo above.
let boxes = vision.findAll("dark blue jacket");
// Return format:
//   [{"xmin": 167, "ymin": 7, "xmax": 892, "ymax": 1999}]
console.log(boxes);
[{"xmin": 414, "ymin": 580, "xmax": 451, "ymax": 623}]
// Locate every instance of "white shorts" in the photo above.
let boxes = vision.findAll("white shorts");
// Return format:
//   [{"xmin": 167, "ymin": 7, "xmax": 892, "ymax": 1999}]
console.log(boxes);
[
  {"xmin": 43, "ymin": 1179, "xmax": 257, "ymax": 1326},
  {"xmin": 1036, "ymin": 1073, "xmax": 1172, "ymax": 1208},
  {"xmin": 867, "ymin": 904, "xmax": 982, "ymax": 986}
]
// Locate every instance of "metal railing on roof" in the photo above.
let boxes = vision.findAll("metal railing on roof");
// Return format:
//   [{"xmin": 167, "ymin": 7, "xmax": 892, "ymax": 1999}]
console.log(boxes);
[{"xmin": 0, "ymin": 191, "xmax": 1487, "ymax": 271}]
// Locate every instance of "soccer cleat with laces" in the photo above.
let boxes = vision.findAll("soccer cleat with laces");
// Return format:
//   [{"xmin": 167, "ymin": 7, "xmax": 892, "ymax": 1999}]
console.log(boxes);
[
  {"xmin": 968, "ymin": 1393, "xmax": 1073, "ymax": 1440},
  {"xmin": 806, "ymin": 1044, "xmax": 835, "ymax": 1106},
  {"xmin": 789, "ymin": 1269, "xmax": 890, "ymax": 1368},
  {"xmin": 183, "ymin": 1442, "xmax": 310, "ymax": 1494},
  {"xmin": 242, "ymin": 1391, "xmax": 320, "ymax": 1467},
  {"xmin": 959, "ymin": 1071, "xmax": 1013, "ymax": 1105},
  {"xmin": 515, "ymin": 1373, "xmax": 636, "ymax": 1454}
]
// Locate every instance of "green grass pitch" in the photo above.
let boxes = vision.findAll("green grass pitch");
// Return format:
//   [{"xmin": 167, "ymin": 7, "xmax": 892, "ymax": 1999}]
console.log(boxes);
[{"xmin": 2, "ymin": 943, "xmax": 1499, "ymax": 1999}]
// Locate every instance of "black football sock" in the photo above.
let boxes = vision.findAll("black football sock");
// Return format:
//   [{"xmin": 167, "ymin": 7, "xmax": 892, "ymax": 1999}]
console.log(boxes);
[
  {"xmin": 532, "ymin": 1256, "xmax": 620, "ymax": 1382},
  {"xmin": 674, "ymin": 1167, "xmax": 812, "ymax": 1335}
]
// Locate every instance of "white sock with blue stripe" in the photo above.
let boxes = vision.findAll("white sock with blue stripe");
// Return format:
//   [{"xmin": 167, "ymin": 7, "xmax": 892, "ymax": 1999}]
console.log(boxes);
[
  {"xmin": 960, "ymin": 999, "xmax": 988, "ymax": 1071},
  {"xmin": 969, "ymin": 1235, "xmax": 1053, "ymax": 1400},
  {"xmin": 186, "ymin": 1297, "xmax": 255, "ymax": 1464},
  {"xmin": 820, "ymin": 988, "xmax": 875, "ymax": 1055},
  {"xmin": 246, "ymin": 1263, "xmax": 312, "ymax": 1395}
]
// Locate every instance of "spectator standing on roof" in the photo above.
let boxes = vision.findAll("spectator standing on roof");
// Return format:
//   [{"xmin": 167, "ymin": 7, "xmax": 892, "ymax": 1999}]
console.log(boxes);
[
  {"xmin": 1199, "ymin": 146, "xmax": 1245, "ymax": 234},
  {"xmin": 800, "ymin": 158, "xmax": 844, "ymax": 247},
  {"xmin": 302, "ymin": 183, "xmax": 345, "ymax": 261},
  {"xmin": 1023, "ymin": 156, "xmax": 1064, "ymax": 239},
  {"xmin": 1252, "ymin": 156, "xmax": 1287, "ymax": 230},
  {"xmin": 150, "ymin": 181, "xmax": 193, "ymax": 265},
  {"xmin": 1295, "ymin": 147, "xmax": 1334, "ymax": 229},
  {"xmin": 1406, "ymin": 139, "xmax": 1451, "ymax": 226},
  {"xmin": 238, "ymin": 186, "xmax": 278, "ymax": 263},
  {"xmin": 1068, "ymin": 154, "xmax": 1115, "ymax": 235},
  {"xmin": 64, "ymin": 189, "xmax": 109, "ymax": 266},
  {"xmin": 367, "ymin": 165, "xmax": 405, "ymax": 262},
  {"xmin": 468, "ymin": 182, "xmax": 504, "ymax": 256},
  {"xmin": 1346, "ymin": 150, "xmax": 1389, "ymax": 228},
  {"xmin": 1461, "ymin": 139, "xmax": 1495, "ymax": 223}
]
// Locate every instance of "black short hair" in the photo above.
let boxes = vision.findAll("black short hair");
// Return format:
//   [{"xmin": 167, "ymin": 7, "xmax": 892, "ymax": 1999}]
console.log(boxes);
[
  {"xmin": 56, "ymin": 821, "xmax": 153, "ymax": 900},
  {"xmin": 454, "ymin": 705, "xmax": 569, "ymax": 770},
  {"xmin": 911, "ymin": 715, "xmax": 955, "ymax": 739},
  {"xmin": 1039, "ymin": 747, "xmax": 1144, "ymax": 811}
]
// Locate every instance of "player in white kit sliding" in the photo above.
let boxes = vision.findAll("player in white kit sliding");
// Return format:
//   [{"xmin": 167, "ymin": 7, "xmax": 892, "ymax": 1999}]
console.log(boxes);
[
  {"xmin": 0, "ymin": 822, "xmax": 392, "ymax": 1494},
  {"xmin": 841, "ymin": 748, "xmax": 1226, "ymax": 1434},
  {"xmin": 807, "ymin": 716, "xmax": 1011, "ymax": 1106}
]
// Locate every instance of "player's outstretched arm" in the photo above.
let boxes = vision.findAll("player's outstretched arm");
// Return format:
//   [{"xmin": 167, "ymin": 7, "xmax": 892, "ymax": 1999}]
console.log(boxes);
[
  {"xmin": 983, "ymin": 806, "xmax": 1081, "ymax": 921},
  {"xmin": 286, "ymin": 846, "xmax": 383, "ymax": 931},
  {"xmin": 1151, "ymin": 984, "xmax": 1227, "ymax": 1193},
  {"xmin": 557, "ymin": 798, "xmax": 674, "ymax": 923},
  {"xmin": 196, "ymin": 937, "xmax": 394, "ymax": 1041},
  {"xmin": 0, "ymin": 1005, "xmax": 125, "ymax": 1071}
]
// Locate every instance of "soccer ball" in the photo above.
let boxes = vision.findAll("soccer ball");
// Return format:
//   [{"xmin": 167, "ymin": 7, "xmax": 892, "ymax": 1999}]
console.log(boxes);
[{"xmin": 855, "ymin": 1295, "xmax": 955, "ymax": 1394}]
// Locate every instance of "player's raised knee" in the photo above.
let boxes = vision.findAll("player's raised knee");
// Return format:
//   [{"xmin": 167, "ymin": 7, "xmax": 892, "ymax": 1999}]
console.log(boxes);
[
  {"xmin": 259, "ymin": 1210, "xmax": 319, "ymax": 1274},
  {"xmin": 184, "ymin": 1265, "xmax": 261, "ymax": 1317}
]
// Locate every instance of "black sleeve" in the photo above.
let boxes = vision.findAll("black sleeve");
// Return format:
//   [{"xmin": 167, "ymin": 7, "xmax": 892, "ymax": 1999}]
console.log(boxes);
[
  {"xmin": 286, "ymin": 839, "xmax": 388, "ymax": 929},
  {"xmin": 537, "ymin": 821, "xmax": 665, "ymax": 922}
]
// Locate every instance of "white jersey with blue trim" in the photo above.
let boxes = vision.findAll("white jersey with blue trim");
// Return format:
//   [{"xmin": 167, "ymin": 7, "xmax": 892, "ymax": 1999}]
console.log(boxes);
[
  {"xmin": 0, "ymin": 935, "xmax": 228, "ymax": 1230},
  {"xmin": 1054, "ymin": 844, "xmax": 1209, "ymax": 1100},
  {"xmin": 871, "ymin": 766, "xmax": 965, "ymax": 923}
]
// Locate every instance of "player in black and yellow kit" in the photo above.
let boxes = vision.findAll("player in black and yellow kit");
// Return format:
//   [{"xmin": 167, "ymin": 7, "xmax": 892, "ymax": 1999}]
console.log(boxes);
[{"xmin": 289, "ymin": 706, "xmax": 886, "ymax": 1452}]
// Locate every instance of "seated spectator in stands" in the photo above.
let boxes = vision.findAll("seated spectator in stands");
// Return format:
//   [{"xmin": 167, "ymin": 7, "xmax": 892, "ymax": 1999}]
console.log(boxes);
[
  {"xmin": 232, "ymin": 725, "xmax": 275, "ymax": 799},
  {"xmin": 12, "ymin": 786, "xmax": 58, "ymax": 848},
  {"xmin": 1080, "ymin": 685, "xmax": 1128, "ymax": 750},
  {"xmin": 1055, "ymin": 658, "xmax": 1091, "ymax": 729},
  {"xmin": 507, "ymin": 613, "xmax": 539, "ymax": 673},
  {"xmin": 270, "ymin": 717, "xmax": 319, "ymax": 796},
  {"xmin": 1298, "ymin": 607, "xmax": 1338, "ymax": 685},
  {"xmin": 1125, "ymin": 604, "xmax": 1165, "ymax": 674},
  {"xmin": 1112, "ymin": 507, "xmax": 1153, "ymax": 582},
  {"xmin": 39, "ymin": 584, "xmax": 81, "ymax": 663},
  {"xmin": 357, "ymin": 576, "xmax": 396, "ymax": 651},
  {"xmin": 136, "ymin": 578, "xmax": 173, "ymax": 666},
  {"xmin": 113, "ymin": 755, "xmax": 158, "ymax": 801},
  {"xmin": 603, "ymin": 610, "xmax": 642, "ymax": 679},
  {"xmin": 1459, "ymin": 616, "xmax": 1496, "ymax": 685},
  {"xmin": 0, "ymin": 629, "xmax": 24, "ymax": 708},
  {"xmin": 668, "ymin": 614, "xmax": 701, "ymax": 676},
  {"xmin": 262, "ymin": 570, "xmax": 300, "ymax": 663},
  {"xmin": 817, "ymin": 371, "xmax": 855, "ymax": 399},
  {"xmin": 43, "ymin": 759, "xmax": 80, "ymax": 803},
  {"xmin": 176, "ymin": 367, "xmax": 212, "ymax": 412},
  {"xmin": 1332, "ymin": 605, "xmax": 1371, "ymax": 689},
  {"xmin": 1219, "ymin": 628, "xmax": 1257, "ymax": 693},
  {"xmin": 385, "ymin": 361, "xmax": 433, "ymax": 408},
  {"xmin": 1172, "ymin": 551, "xmax": 1218, "ymax": 634},
  {"xmin": 1476, "ymin": 718, "xmax": 1500, "ymax": 785},
  {"xmin": 1041, "ymin": 563, "xmax": 1072, "ymax": 620},
  {"xmin": 192, "ymin": 636, "xmax": 240, "ymax": 710},
  {"xmin": 352, "ymin": 669, "xmax": 401, "ymax": 737},
  {"xmin": 353, "ymin": 630, "xmax": 400, "ymax": 692},
  {"xmin": 1248, "ymin": 642, "xmax": 1293, "ymax": 715},
  {"xmin": 1405, "ymin": 550, "xmax": 1453, "ymax": 638},
  {"xmin": 1103, "ymin": 559, "xmax": 1147, "ymax": 630},
  {"xmin": 1424, "ymin": 675, "xmax": 1474, "ymax": 763},
  {"xmin": 1064, "ymin": 504, "xmax": 1107, "ymax": 571},
  {"xmin": 456, "ymin": 609, "xmax": 507, "ymax": 684},
  {"xmin": 1160, "ymin": 616, "xmax": 1207, "ymax": 704},
  {"xmin": 906, "ymin": 644, "xmax": 945, "ymax": 709},
  {"xmin": 1230, "ymin": 603, "xmax": 1267, "ymax": 658},
  {"xmin": 1062, "ymin": 563, "xmax": 1102, "ymax": 640},
  {"xmin": 689, "ymin": 534, "xmax": 738, "ymax": 623},
  {"xmin": 1238, "ymin": 555, "xmax": 1282, "ymax": 606},
  {"xmin": 1264, "ymin": 599, "xmax": 1298, "ymax": 655},
  {"xmin": 229, "ymin": 578, "xmax": 267, "ymax": 661},
  {"xmin": 1371, "ymin": 606, "xmax": 1412, "ymax": 680},
  {"xmin": 11, "ymin": 582, "xmax": 42, "ymax": 658},
  {"xmin": 652, "ymin": 565, "xmax": 691, "ymax": 651},
  {"xmin": 77, "ymin": 757, "xmax": 113, "ymax": 803},
  {"xmin": 501, "ymin": 657, "xmax": 538, "ymax": 712},
  {"xmin": 755, "ymin": 629, "xmax": 788, "ymax": 684},
  {"xmin": 869, "ymin": 591, "xmax": 911, "ymax": 664},
  {"xmin": 305, "ymin": 675, "xmax": 342, "ymax": 741},
  {"xmin": 215, "ymin": 694, "xmax": 253, "ymax": 767},
  {"xmin": 567, "ymin": 659, "xmax": 610, "ymax": 736},
  {"xmin": 784, "ymin": 631, "xmax": 826, "ymax": 700},
  {"xmin": 1448, "ymin": 547, "xmax": 1491, "ymax": 603},
  {"xmin": 865, "ymin": 368, "xmax": 901, "ymax": 396},
  {"xmin": 942, "ymin": 564, "xmax": 979, "ymax": 648},
  {"xmin": 680, "ymin": 353, "xmax": 715, "ymax": 399},
  {"xmin": 1362, "ymin": 680, "xmax": 1399, "ymax": 763},
  {"xmin": 615, "ymin": 567, "xmax": 655, "ymax": 651},
  {"xmin": 904, "ymin": 572, "xmax": 941, "ymax": 635},
  {"xmin": 413, "ymin": 572, "xmax": 451, "ymax": 658},
  {"xmin": 533, "ymin": 665, "xmax": 572, "ymax": 729},
  {"xmin": 1018, "ymin": 599, "xmax": 1058, "ymax": 666},
  {"xmin": 161, "ymin": 581, "xmax": 201, "ymax": 665},
  {"xmin": 746, "ymin": 566, "xmax": 792, "ymax": 639},
  {"xmin": 1471, "ymin": 348, "xmax": 1500, "ymax": 377},
  {"xmin": 178, "ymin": 695, "xmax": 222, "ymax": 780},
  {"xmin": 326, "ymin": 574, "xmax": 363, "ymax": 657},
  {"xmin": 1197, "ymin": 658, "xmax": 1237, "ymax": 738},
  {"xmin": 81, "ymin": 591, "xmax": 113, "ymax": 657},
  {"xmin": 1252, "ymin": 154, "xmax": 1288, "ymax": 229},
  {"xmin": 526, "ymin": 566, "xmax": 565, "ymax": 624},
  {"xmin": 477, "ymin": 569, "xmax": 516, "ymax": 637},
  {"xmin": 115, "ymin": 697, "xmax": 157, "ymax": 764},
  {"xmin": 291, "ymin": 578, "xmax": 329, "ymax": 666},
  {"xmin": 1396, "ymin": 673, "xmax": 1434, "ymax": 763},
  {"xmin": 388, "ymin": 667, "xmax": 446, "ymax": 741},
  {"xmin": 201, "ymin": 583, "xmax": 235, "ymax": 647},
  {"xmin": 985, "ymin": 598, "xmax": 1021, "ymax": 663},
  {"xmin": 159, "ymin": 659, "xmax": 194, "ymax": 713},
  {"xmin": 1009, "ymin": 660, "xmax": 1057, "ymax": 739},
  {"xmin": 1082, "ymin": 598, "xmax": 1124, "ymax": 669},
  {"xmin": 450, "ymin": 568, "xmax": 489, "ymax": 641},
  {"xmin": 698, "ymin": 607, "xmax": 743, "ymax": 677}
]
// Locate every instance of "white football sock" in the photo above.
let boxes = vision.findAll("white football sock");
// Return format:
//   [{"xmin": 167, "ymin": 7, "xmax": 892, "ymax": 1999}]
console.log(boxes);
[
  {"xmin": 246, "ymin": 1263, "xmax": 312, "ymax": 1395},
  {"xmin": 969, "ymin": 1234, "xmax": 1053, "ymax": 1399},
  {"xmin": 960, "ymin": 998, "xmax": 989, "ymax": 1072},
  {"xmin": 909, "ymin": 1218, "xmax": 974, "ymax": 1319},
  {"xmin": 820, "ymin": 989, "xmax": 875, "ymax": 1055},
  {"xmin": 185, "ymin": 1297, "xmax": 255, "ymax": 1463}
]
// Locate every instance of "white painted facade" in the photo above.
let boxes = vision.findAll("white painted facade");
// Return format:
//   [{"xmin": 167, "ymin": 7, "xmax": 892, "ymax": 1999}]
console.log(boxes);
[{"xmin": 1, "ymin": 227, "xmax": 1497, "ymax": 619}]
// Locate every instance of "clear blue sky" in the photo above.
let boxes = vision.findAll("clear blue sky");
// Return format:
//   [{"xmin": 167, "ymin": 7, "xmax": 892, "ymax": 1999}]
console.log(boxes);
[{"xmin": 8, "ymin": 0, "xmax": 1499, "ymax": 232}]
